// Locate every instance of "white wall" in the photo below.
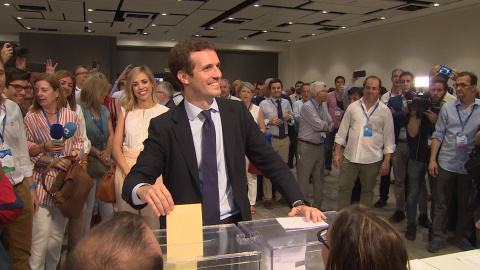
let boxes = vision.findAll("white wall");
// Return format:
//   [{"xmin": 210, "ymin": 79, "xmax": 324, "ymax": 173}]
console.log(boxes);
[{"xmin": 279, "ymin": 4, "xmax": 480, "ymax": 89}]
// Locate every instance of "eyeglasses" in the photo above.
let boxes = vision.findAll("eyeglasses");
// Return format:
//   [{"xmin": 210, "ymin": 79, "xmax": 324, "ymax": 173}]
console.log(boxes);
[
  {"xmin": 8, "ymin": 84, "xmax": 31, "ymax": 92},
  {"xmin": 453, "ymin": 83, "xmax": 472, "ymax": 89},
  {"xmin": 317, "ymin": 228, "xmax": 329, "ymax": 250},
  {"xmin": 75, "ymin": 72, "xmax": 88, "ymax": 76}
]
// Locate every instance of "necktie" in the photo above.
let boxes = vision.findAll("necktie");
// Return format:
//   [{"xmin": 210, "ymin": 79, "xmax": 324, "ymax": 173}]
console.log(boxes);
[
  {"xmin": 276, "ymin": 100, "xmax": 285, "ymax": 137},
  {"xmin": 200, "ymin": 109, "xmax": 220, "ymax": 225}
]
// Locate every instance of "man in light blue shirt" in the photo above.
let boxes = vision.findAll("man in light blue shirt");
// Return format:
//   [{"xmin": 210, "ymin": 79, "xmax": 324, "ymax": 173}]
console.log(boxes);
[{"xmin": 428, "ymin": 71, "xmax": 480, "ymax": 253}]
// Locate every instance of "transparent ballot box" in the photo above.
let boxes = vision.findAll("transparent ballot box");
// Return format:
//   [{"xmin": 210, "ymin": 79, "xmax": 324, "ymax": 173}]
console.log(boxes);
[
  {"xmin": 238, "ymin": 212, "xmax": 337, "ymax": 270},
  {"xmin": 154, "ymin": 224, "xmax": 261, "ymax": 269}
]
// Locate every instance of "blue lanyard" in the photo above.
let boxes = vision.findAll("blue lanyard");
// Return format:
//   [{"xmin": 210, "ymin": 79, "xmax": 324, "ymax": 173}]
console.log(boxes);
[
  {"xmin": 270, "ymin": 98, "xmax": 280, "ymax": 108},
  {"xmin": 361, "ymin": 100, "xmax": 380, "ymax": 123},
  {"xmin": 228, "ymin": 95, "xmax": 232, "ymax": 100},
  {"xmin": 456, "ymin": 103, "xmax": 476, "ymax": 132},
  {"xmin": 310, "ymin": 99, "xmax": 322, "ymax": 118},
  {"xmin": 88, "ymin": 108, "xmax": 104, "ymax": 136},
  {"xmin": 247, "ymin": 102, "xmax": 252, "ymax": 111},
  {"xmin": 173, "ymin": 93, "xmax": 182, "ymax": 99},
  {"xmin": 42, "ymin": 109, "xmax": 60, "ymax": 128},
  {"xmin": 0, "ymin": 104, "xmax": 7, "ymax": 144}
]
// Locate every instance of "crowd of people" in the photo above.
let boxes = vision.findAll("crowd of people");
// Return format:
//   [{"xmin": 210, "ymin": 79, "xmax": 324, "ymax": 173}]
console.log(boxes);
[{"xmin": 0, "ymin": 38, "xmax": 479, "ymax": 269}]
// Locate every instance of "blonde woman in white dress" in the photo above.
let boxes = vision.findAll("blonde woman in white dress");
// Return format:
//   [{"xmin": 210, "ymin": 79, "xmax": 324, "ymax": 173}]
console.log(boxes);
[
  {"xmin": 238, "ymin": 82, "xmax": 266, "ymax": 215},
  {"xmin": 112, "ymin": 66, "xmax": 169, "ymax": 229}
]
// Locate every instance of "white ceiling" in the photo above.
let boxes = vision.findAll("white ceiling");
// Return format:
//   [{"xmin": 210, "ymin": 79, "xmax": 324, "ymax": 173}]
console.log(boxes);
[{"xmin": 0, "ymin": 0, "xmax": 476, "ymax": 51}]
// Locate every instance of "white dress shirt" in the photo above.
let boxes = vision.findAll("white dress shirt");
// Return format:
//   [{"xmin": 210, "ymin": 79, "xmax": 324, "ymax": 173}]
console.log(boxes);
[
  {"xmin": 335, "ymin": 98, "xmax": 396, "ymax": 164},
  {"xmin": 0, "ymin": 99, "xmax": 34, "ymax": 185}
]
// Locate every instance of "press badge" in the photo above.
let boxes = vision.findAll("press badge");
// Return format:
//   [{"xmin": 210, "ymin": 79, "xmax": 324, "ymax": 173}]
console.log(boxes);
[
  {"xmin": 0, "ymin": 148, "xmax": 15, "ymax": 173},
  {"xmin": 363, "ymin": 124, "xmax": 373, "ymax": 137},
  {"xmin": 334, "ymin": 108, "xmax": 341, "ymax": 116},
  {"xmin": 320, "ymin": 132, "xmax": 327, "ymax": 140},
  {"xmin": 456, "ymin": 132, "xmax": 468, "ymax": 147},
  {"xmin": 428, "ymin": 136, "xmax": 432, "ymax": 148},
  {"xmin": 52, "ymin": 152, "xmax": 65, "ymax": 159},
  {"xmin": 399, "ymin": 127, "xmax": 407, "ymax": 140}
]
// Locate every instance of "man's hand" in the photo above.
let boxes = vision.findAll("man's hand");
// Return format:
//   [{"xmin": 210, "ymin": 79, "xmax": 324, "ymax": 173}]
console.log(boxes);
[
  {"xmin": 30, "ymin": 189, "xmax": 39, "ymax": 213},
  {"xmin": 390, "ymin": 107, "xmax": 396, "ymax": 114},
  {"xmin": 1, "ymin": 43, "xmax": 13, "ymax": 64},
  {"xmin": 268, "ymin": 117, "xmax": 282, "ymax": 126},
  {"xmin": 379, "ymin": 160, "xmax": 390, "ymax": 176},
  {"xmin": 350, "ymin": 71, "xmax": 359, "ymax": 84},
  {"xmin": 283, "ymin": 114, "xmax": 292, "ymax": 122},
  {"xmin": 423, "ymin": 109, "xmax": 438, "ymax": 124},
  {"xmin": 429, "ymin": 160, "xmax": 438, "ymax": 177},
  {"xmin": 333, "ymin": 153, "xmax": 342, "ymax": 168},
  {"xmin": 119, "ymin": 64, "xmax": 134, "ymax": 80},
  {"xmin": 137, "ymin": 183, "xmax": 175, "ymax": 216},
  {"xmin": 16, "ymin": 57, "xmax": 26, "ymax": 70},
  {"xmin": 45, "ymin": 59, "xmax": 58, "ymax": 74},
  {"xmin": 288, "ymin": 205, "xmax": 326, "ymax": 223}
]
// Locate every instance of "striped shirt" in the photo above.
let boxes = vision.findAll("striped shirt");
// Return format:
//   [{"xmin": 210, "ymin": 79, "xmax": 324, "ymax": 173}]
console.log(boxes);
[{"xmin": 24, "ymin": 107, "xmax": 84, "ymax": 206}]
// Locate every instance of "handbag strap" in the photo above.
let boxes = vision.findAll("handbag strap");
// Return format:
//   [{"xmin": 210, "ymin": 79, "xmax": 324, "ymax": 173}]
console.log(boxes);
[{"xmin": 40, "ymin": 156, "xmax": 76, "ymax": 196}]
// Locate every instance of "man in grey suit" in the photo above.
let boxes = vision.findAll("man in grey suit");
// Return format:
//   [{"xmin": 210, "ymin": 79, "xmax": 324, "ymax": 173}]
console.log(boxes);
[{"xmin": 122, "ymin": 39, "xmax": 324, "ymax": 226}]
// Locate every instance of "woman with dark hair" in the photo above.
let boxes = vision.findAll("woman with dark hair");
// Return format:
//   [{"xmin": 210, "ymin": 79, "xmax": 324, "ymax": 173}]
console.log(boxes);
[
  {"xmin": 112, "ymin": 65, "xmax": 168, "ymax": 229},
  {"xmin": 79, "ymin": 72, "xmax": 115, "ymax": 234},
  {"xmin": 321, "ymin": 204, "xmax": 409, "ymax": 270},
  {"xmin": 24, "ymin": 74, "xmax": 83, "ymax": 269}
]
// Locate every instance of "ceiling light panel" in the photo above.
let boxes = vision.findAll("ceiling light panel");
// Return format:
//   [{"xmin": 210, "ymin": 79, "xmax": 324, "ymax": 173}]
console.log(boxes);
[{"xmin": 121, "ymin": 0, "xmax": 203, "ymax": 15}]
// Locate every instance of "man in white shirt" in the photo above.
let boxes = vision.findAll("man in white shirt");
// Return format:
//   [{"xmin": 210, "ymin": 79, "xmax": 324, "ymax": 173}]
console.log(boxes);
[
  {"xmin": 259, "ymin": 78, "xmax": 295, "ymax": 209},
  {"xmin": 0, "ymin": 60, "xmax": 37, "ymax": 269},
  {"xmin": 289, "ymin": 81, "xmax": 303, "ymax": 105},
  {"xmin": 73, "ymin": 65, "xmax": 88, "ymax": 102},
  {"xmin": 333, "ymin": 76, "xmax": 395, "ymax": 210}
]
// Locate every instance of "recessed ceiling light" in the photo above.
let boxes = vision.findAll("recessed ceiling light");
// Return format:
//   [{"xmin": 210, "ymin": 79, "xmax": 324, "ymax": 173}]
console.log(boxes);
[
  {"xmin": 311, "ymin": 33, "xmax": 316, "ymax": 36},
  {"xmin": 243, "ymin": 37, "xmax": 248, "ymax": 40},
  {"xmin": 26, "ymin": 26, "xmax": 31, "ymax": 30},
  {"xmin": 87, "ymin": 8, "xmax": 93, "ymax": 12},
  {"xmin": 288, "ymin": 21, "xmax": 293, "ymax": 24},
  {"xmin": 3, "ymin": 3, "xmax": 10, "ymax": 6},
  {"xmin": 88, "ymin": 20, "xmax": 92, "ymax": 24},
  {"xmin": 171, "ymin": 38, "xmax": 175, "ymax": 40},
  {"xmin": 87, "ymin": 29, "xmax": 92, "ymax": 33},
  {"xmin": 16, "ymin": 16, "xmax": 22, "ymax": 20},
  {"xmin": 433, "ymin": 3, "xmax": 440, "ymax": 7},
  {"xmin": 151, "ymin": 23, "xmax": 156, "ymax": 27},
  {"xmin": 253, "ymin": 4, "xmax": 260, "ymax": 7},
  {"xmin": 322, "ymin": 10, "xmax": 328, "ymax": 13},
  {"xmin": 342, "ymin": 26, "xmax": 346, "ymax": 29},
  {"xmin": 287, "ymin": 39, "xmax": 292, "ymax": 42},
  {"xmin": 161, "ymin": 12, "xmax": 167, "ymax": 16},
  {"xmin": 194, "ymin": 34, "xmax": 199, "ymax": 37},
  {"xmin": 380, "ymin": 17, "xmax": 386, "ymax": 20},
  {"xmin": 228, "ymin": 17, "xmax": 234, "ymax": 20},
  {"xmin": 143, "ymin": 32, "xmax": 148, "ymax": 35},
  {"xmin": 262, "ymin": 30, "xmax": 268, "ymax": 33},
  {"xmin": 208, "ymin": 26, "xmax": 214, "ymax": 30}
]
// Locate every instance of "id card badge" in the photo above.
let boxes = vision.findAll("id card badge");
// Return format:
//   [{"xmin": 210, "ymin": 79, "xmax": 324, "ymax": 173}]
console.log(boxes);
[
  {"xmin": 399, "ymin": 127, "xmax": 407, "ymax": 140},
  {"xmin": 456, "ymin": 132, "xmax": 468, "ymax": 147},
  {"xmin": 334, "ymin": 108, "xmax": 341, "ymax": 116},
  {"xmin": 428, "ymin": 136, "xmax": 433, "ymax": 148},
  {"xmin": 0, "ymin": 148, "xmax": 15, "ymax": 173},
  {"xmin": 363, "ymin": 124, "xmax": 373, "ymax": 137},
  {"xmin": 52, "ymin": 152, "xmax": 65, "ymax": 159},
  {"xmin": 320, "ymin": 132, "xmax": 327, "ymax": 140}
]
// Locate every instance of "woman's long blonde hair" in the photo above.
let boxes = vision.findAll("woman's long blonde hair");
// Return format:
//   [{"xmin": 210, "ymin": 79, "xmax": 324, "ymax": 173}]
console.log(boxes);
[{"xmin": 122, "ymin": 66, "xmax": 159, "ymax": 111}]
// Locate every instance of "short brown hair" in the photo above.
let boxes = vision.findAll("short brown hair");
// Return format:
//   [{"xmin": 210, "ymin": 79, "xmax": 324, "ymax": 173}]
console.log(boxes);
[
  {"xmin": 325, "ymin": 204, "xmax": 409, "ymax": 270},
  {"xmin": 31, "ymin": 74, "xmax": 65, "ymax": 112},
  {"xmin": 167, "ymin": 39, "xmax": 215, "ymax": 89},
  {"xmin": 54, "ymin": 70, "xmax": 76, "ymax": 111},
  {"xmin": 122, "ymin": 66, "xmax": 159, "ymax": 111},
  {"xmin": 68, "ymin": 212, "xmax": 163, "ymax": 270},
  {"xmin": 80, "ymin": 72, "xmax": 108, "ymax": 110}
]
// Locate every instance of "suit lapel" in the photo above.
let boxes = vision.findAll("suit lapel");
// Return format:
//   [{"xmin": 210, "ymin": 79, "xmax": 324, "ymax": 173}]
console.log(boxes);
[
  {"xmin": 172, "ymin": 102, "xmax": 201, "ymax": 188},
  {"xmin": 217, "ymin": 98, "xmax": 236, "ymax": 186}
]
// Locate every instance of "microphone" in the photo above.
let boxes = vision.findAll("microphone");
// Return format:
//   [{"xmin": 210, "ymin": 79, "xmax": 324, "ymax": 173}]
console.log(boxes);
[
  {"xmin": 50, "ymin": 124, "xmax": 64, "ymax": 146},
  {"xmin": 63, "ymin": 122, "xmax": 77, "ymax": 141}
]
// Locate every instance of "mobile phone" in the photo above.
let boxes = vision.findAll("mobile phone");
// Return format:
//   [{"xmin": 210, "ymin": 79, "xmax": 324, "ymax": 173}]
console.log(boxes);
[
  {"xmin": 26, "ymin": 62, "xmax": 45, "ymax": 73},
  {"xmin": 353, "ymin": 70, "xmax": 366, "ymax": 78},
  {"xmin": 438, "ymin": 65, "xmax": 452, "ymax": 76},
  {"xmin": 92, "ymin": 60, "xmax": 100, "ymax": 70}
]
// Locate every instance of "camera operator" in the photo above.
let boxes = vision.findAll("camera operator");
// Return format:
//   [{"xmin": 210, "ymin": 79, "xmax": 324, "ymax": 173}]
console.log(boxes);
[
  {"xmin": 404, "ymin": 76, "xmax": 446, "ymax": 241},
  {"xmin": 388, "ymin": 71, "xmax": 415, "ymax": 223},
  {"xmin": 1, "ymin": 43, "xmax": 28, "ymax": 70}
]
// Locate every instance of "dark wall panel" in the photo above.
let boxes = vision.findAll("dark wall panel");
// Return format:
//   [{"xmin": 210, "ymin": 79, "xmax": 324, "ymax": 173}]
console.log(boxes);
[{"xmin": 19, "ymin": 33, "xmax": 116, "ymax": 82}]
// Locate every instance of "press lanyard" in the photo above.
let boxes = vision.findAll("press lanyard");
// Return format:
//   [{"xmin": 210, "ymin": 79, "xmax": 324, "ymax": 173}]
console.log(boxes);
[
  {"xmin": 361, "ymin": 100, "xmax": 380, "ymax": 123},
  {"xmin": 270, "ymin": 98, "xmax": 280, "ymax": 108},
  {"xmin": 456, "ymin": 104, "xmax": 476, "ymax": 132},
  {"xmin": 42, "ymin": 109, "xmax": 60, "ymax": 128},
  {"xmin": 173, "ymin": 93, "xmax": 182, "ymax": 99},
  {"xmin": 88, "ymin": 108, "xmax": 104, "ymax": 136},
  {"xmin": 310, "ymin": 99, "xmax": 322, "ymax": 118},
  {"xmin": 0, "ymin": 104, "xmax": 7, "ymax": 144},
  {"xmin": 229, "ymin": 95, "xmax": 232, "ymax": 100},
  {"xmin": 247, "ymin": 102, "xmax": 252, "ymax": 111}
]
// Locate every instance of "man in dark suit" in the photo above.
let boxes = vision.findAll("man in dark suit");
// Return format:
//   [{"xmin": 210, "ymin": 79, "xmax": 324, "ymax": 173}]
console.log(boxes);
[{"xmin": 122, "ymin": 39, "xmax": 324, "ymax": 226}]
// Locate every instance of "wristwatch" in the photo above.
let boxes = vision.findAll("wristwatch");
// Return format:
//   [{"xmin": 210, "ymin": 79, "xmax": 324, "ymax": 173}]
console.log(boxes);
[{"xmin": 292, "ymin": 200, "xmax": 306, "ymax": 208}]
